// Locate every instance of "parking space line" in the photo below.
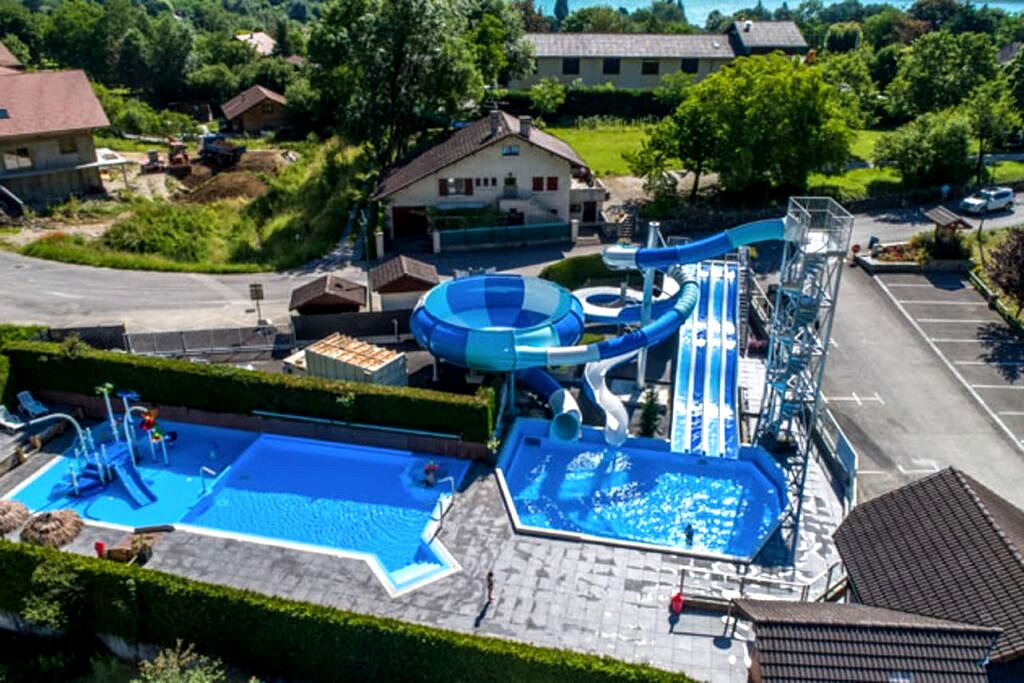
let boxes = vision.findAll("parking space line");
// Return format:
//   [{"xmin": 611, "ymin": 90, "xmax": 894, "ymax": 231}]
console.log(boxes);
[
  {"xmin": 955, "ymin": 361, "xmax": 1024, "ymax": 367},
  {"xmin": 822, "ymin": 392, "xmax": 884, "ymax": 405},
  {"xmin": 896, "ymin": 300, "xmax": 989, "ymax": 305},
  {"xmin": 970, "ymin": 385, "xmax": 1024, "ymax": 390},
  {"xmin": 917, "ymin": 319, "xmax": 995, "ymax": 323},
  {"xmin": 874, "ymin": 277, "xmax": 1024, "ymax": 455},
  {"xmin": 930, "ymin": 338, "xmax": 1024, "ymax": 344},
  {"xmin": 1000, "ymin": 411, "xmax": 1024, "ymax": 416}
]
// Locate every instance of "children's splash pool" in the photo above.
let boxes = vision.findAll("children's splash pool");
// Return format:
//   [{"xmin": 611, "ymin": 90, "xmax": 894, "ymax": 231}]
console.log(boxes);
[
  {"xmin": 497, "ymin": 419, "xmax": 786, "ymax": 560},
  {"xmin": 7, "ymin": 421, "xmax": 470, "ymax": 595}
]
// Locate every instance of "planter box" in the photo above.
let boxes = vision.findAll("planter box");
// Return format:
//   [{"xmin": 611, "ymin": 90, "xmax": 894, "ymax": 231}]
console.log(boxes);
[{"xmin": 855, "ymin": 255, "xmax": 972, "ymax": 274}]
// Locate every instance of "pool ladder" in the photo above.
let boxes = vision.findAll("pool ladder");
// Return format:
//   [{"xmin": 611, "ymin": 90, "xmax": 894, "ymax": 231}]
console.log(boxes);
[{"xmin": 430, "ymin": 477, "xmax": 457, "ymax": 541}]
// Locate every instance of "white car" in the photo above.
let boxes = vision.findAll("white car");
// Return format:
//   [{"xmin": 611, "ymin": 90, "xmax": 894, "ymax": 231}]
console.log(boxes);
[{"xmin": 960, "ymin": 187, "xmax": 1015, "ymax": 214}]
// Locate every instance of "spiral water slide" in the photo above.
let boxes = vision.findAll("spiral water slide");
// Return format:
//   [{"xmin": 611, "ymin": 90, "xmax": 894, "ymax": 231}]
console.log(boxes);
[{"xmin": 410, "ymin": 218, "xmax": 788, "ymax": 443}]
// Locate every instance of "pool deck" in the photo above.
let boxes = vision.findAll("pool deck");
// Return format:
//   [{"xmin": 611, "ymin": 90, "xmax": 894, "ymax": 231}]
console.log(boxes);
[{"xmin": 0, "ymin": 445, "xmax": 842, "ymax": 683}]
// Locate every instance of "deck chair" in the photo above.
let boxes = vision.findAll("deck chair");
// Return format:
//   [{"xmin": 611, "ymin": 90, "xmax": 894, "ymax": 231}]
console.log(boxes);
[
  {"xmin": 16, "ymin": 391, "xmax": 47, "ymax": 419},
  {"xmin": 0, "ymin": 405, "xmax": 24, "ymax": 433}
]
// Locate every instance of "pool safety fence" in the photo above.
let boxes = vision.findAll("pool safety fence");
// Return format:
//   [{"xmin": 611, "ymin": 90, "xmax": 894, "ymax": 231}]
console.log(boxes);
[
  {"xmin": 432, "ymin": 221, "xmax": 573, "ymax": 253},
  {"xmin": 125, "ymin": 325, "xmax": 295, "ymax": 357}
]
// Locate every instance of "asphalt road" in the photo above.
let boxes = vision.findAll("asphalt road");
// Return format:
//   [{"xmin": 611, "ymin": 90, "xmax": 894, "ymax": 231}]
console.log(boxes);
[{"xmin": 822, "ymin": 266, "xmax": 1024, "ymax": 508}]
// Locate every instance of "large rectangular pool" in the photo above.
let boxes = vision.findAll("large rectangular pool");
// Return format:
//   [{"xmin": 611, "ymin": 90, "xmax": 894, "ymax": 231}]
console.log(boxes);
[{"xmin": 8, "ymin": 421, "xmax": 470, "ymax": 595}]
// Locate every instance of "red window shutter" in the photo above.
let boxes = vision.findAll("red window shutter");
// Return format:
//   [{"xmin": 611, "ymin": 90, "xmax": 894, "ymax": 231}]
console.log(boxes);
[
  {"xmin": 532, "ymin": 176, "xmax": 544, "ymax": 191},
  {"xmin": 464, "ymin": 178, "xmax": 473, "ymax": 195},
  {"xmin": 547, "ymin": 177, "xmax": 559, "ymax": 191},
  {"xmin": 438, "ymin": 179, "xmax": 449, "ymax": 196}
]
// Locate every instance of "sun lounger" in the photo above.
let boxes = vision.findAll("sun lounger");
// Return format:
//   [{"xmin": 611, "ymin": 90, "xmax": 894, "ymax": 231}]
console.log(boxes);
[
  {"xmin": 0, "ymin": 405, "xmax": 25, "ymax": 432},
  {"xmin": 16, "ymin": 391, "xmax": 47, "ymax": 419}
]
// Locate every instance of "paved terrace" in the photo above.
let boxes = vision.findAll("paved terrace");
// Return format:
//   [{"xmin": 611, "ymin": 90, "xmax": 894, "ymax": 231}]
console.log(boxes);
[{"xmin": 0, "ymin": 439, "xmax": 842, "ymax": 683}]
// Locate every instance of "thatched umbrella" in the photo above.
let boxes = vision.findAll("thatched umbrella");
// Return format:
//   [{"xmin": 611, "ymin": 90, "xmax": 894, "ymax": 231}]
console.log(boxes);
[
  {"xmin": 21, "ymin": 510, "xmax": 84, "ymax": 547},
  {"xmin": 0, "ymin": 501, "xmax": 29, "ymax": 534}
]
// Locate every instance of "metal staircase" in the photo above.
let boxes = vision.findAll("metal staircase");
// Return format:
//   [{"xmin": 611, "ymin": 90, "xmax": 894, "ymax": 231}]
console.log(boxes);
[{"xmin": 753, "ymin": 197, "xmax": 853, "ymax": 558}]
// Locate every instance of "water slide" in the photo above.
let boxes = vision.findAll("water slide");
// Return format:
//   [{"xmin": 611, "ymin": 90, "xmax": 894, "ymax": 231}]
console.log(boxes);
[
  {"xmin": 410, "ymin": 218, "xmax": 788, "ymax": 442},
  {"xmin": 107, "ymin": 443, "xmax": 157, "ymax": 506}
]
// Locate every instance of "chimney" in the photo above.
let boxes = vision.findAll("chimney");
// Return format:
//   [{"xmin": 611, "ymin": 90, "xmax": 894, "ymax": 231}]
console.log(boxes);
[
  {"xmin": 743, "ymin": 19, "xmax": 753, "ymax": 32},
  {"xmin": 519, "ymin": 116, "xmax": 532, "ymax": 138},
  {"xmin": 489, "ymin": 110, "xmax": 501, "ymax": 138}
]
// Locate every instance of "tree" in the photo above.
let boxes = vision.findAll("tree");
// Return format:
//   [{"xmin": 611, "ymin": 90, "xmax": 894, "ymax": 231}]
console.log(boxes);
[
  {"xmin": 681, "ymin": 53, "xmax": 852, "ymax": 195},
  {"xmin": 624, "ymin": 135, "xmax": 678, "ymax": 212},
  {"xmin": 639, "ymin": 387, "xmax": 660, "ymax": 437},
  {"xmin": 874, "ymin": 109, "xmax": 971, "ymax": 187},
  {"xmin": 824, "ymin": 21, "xmax": 862, "ymax": 52},
  {"xmin": 528, "ymin": 77, "xmax": 566, "ymax": 115},
  {"xmin": 309, "ymin": 0, "xmax": 483, "ymax": 166},
  {"xmin": 554, "ymin": 0, "xmax": 569, "ymax": 25},
  {"xmin": 988, "ymin": 229, "xmax": 1024, "ymax": 314},
  {"xmin": 514, "ymin": 0, "xmax": 553, "ymax": 32},
  {"xmin": 466, "ymin": 0, "xmax": 532, "ymax": 85},
  {"xmin": 818, "ymin": 49, "xmax": 875, "ymax": 126},
  {"xmin": 653, "ymin": 70, "xmax": 693, "ymax": 108},
  {"xmin": 562, "ymin": 7, "xmax": 633, "ymax": 33},
  {"xmin": 862, "ymin": 8, "xmax": 928, "ymax": 48},
  {"xmin": 908, "ymin": 0, "xmax": 960, "ymax": 30},
  {"xmin": 0, "ymin": 31, "xmax": 29, "ymax": 64},
  {"xmin": 962, "ymin": 76, "xmax": 1021, "ymax": 184},
  {"xmin": 145, "ymin": 14, "xmax": 192, "ymax": 104},
  {"xmin": 660, "ymin": 97, "xmax": 716, "ymax": 201},
  {"xmin": 135, "ymin": 640, "xmax": 226, "ymax": 683},
  {"xmin": 886, "ymin": 31, "xmax": 997, "ymax": 119}
]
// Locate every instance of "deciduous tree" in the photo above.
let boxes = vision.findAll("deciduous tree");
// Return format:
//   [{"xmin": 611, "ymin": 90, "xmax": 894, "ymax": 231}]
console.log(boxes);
[{"xmin": 989, "ymin": 229, "xmax": 1024, "ymax": 314}]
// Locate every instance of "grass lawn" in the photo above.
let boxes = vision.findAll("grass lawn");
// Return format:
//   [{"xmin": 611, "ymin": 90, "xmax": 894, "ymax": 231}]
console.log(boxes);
[
  {"xmin": 850, "ymin": 129, "xmax": 888, "ymax": 162},
  {"xmin": 546, "ymin": 124, "xmax": 650, "ymax": 176},
  {"xmin": 808, "ymin": 166, "xmax": 902, "ymax": 202}
]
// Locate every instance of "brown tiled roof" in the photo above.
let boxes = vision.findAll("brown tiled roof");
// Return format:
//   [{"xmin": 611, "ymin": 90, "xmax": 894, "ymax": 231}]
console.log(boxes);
[
  {"xmin": 374, "ymin": 110, "xmax": 586, "ymax": 199},
  {"xmin": 924, "ymin": 206, "xmax": 972, "ymax": 230},
  {"xmin": 0, "ymin": 70, "xmax": 109, "ymax": 140},
  {"xmin": 234, "ymin": 31, "xmax": 276, "ymax": 56},
  {"xmin": 285, "ymin": 55, "xmax": 305, "ymax": 67},
  {"xmin": 289, "ymin": 274, "xmax": 366, "ymax": 310},
  {"xmin": 368, "ymin": 255, "xmax": 438, "ymax": 291},
  {"xmin": 729, "ymin": 21, "xmax": 807, "ymax": 51},
  {"xmin": 0, "ymin": 40, "xmax": 21, "ymax": 69},
  {"xmin": 525, "ymin": 32, "xmax": 734, "ymax": 59},
  {"xmin": 998, "ymin": 42, "xmax": 1022, "ymax": 65},
  {"xmin": 221, "ymin": 85, "xmax": 287, "ymax": 121},
  {"xmin": 835, "ymin": 467, "xmax": 1024, "ymax": 662},
  {"xmin": 735, "ymin": 599, "xmax": 999, "ymax": 682}
]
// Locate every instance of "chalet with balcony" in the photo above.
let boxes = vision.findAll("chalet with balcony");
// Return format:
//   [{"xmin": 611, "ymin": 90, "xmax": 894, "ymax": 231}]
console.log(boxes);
[{"xmin": 373, "ymin": 110, "xmax": 606, "ymax": 241}]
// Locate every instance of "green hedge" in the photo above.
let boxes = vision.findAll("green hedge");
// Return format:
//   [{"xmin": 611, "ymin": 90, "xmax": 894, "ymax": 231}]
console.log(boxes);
[
  {"xmin": 540, "ymin": 254, "xmax": 624, "ymax": 290},
  {"xmin": 0, "ymin": 541, "xmax": 683, "ymax": 682},
  {"xmin": 3, "ymin": 342, "xmax": 494, "ymax": 443},
  {"xmin": 498, "ymin": 88, "xmax": 671, "ymax": 121}
]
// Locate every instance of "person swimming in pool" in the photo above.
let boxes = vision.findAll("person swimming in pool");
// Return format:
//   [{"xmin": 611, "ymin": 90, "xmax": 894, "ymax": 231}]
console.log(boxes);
[{"xmin": 424, "ymin": 462, "xmax": 440, "ymax": 487}]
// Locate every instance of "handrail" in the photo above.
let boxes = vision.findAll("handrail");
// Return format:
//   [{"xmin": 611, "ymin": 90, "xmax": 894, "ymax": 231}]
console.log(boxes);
[
  {"xmin": 199, "ymin": 466, "xmax": 216, "ymax": 494},
  {"xmin": 679, "ymin": 558, "xmax": 847, "ymax": 603}
]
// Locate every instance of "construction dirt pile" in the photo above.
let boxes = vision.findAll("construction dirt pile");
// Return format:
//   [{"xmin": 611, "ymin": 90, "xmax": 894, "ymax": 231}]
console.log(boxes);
[{"xmin": 187, "ymin": 171, "xmax": 269, "ymax": 203}]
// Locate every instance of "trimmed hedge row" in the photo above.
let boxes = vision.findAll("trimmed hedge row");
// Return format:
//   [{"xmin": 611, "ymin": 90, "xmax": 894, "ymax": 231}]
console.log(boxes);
[
  {"xmin": 498, "ymin": 88, "xmax": 671, "ymax": 121},
  {"xmin": 0, "ymin": 541, "xmax": 684, "ymax": 682},
  {"xmin": 3, "ymin": 341, "xmax": 494, "ymax": 443}
]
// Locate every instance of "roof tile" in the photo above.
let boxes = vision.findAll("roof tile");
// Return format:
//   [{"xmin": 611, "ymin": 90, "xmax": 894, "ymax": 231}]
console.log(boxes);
[{"xmin": 0, "ymin": 70, "xmax": 109, "ymax": 140}]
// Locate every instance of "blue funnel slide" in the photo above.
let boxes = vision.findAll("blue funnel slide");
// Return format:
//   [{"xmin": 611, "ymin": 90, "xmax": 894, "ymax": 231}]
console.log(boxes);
[{"xmin": 410, "ymin": 218, "xmax": 787, "ymax": 443}]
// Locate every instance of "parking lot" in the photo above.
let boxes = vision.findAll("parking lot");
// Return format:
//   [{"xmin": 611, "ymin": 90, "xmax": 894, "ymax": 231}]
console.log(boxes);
[
  {"xmin": 874, "ymin": 272, "xmax": 1024, "ymax": 452},
  {"xmin": 821, "ymin": 267, "xmax": 1024, "ymax": 507}
]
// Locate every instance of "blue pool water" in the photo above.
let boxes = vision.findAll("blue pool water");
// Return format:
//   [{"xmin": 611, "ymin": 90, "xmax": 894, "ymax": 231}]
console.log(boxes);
[
  {"xmin": 499, "ymin": 419, "xmax": 786, "ymax": 560},
  {"xmin": 9, "ymin": 421, "xmax": 470, "ymax": 593}
]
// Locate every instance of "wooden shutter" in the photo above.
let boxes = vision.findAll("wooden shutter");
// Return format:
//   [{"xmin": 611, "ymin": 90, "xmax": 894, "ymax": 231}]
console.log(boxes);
[
  {"xmin": 438, "ymin": 179, "xmax": 449, "ymax": 196},
  {"xmin": 547, "ymin": 177, "xmax": 559, "ymax": 191},
  {"xmin": 532, "ymin": 176, "xmax": 544, "ymax": 191}
]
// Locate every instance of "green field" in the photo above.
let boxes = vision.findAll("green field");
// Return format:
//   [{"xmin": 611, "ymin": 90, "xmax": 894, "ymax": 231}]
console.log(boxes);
[
  {"xmin": 546, "ymin": 124, "xmax": 649, "ymax": 176},
  {"xmin": 850, "ymin": 129, "xmax": 888, "ymax": 162}
]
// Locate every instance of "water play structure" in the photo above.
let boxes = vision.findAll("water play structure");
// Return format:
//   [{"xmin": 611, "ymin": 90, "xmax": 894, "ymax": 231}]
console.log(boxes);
[{"xmin": 412, "ymin": 197, "xmax": 854, "ymax": 557}]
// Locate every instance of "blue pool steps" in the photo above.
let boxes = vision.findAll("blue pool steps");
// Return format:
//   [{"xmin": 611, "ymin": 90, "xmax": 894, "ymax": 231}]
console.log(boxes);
[{"xmin": 73, "ymin": 442, "xmax": 158, "ymax": 507}]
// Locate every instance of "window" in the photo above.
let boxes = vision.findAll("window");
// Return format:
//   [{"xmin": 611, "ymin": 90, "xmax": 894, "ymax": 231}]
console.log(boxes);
[
  {"xmin": 59, "ymin": 137, "xmax": 78, "ymax": 155},
  {"xmin": 438, "ymin": 177, "xmax": 473, "ymax": 196},
  {"xmin": 0, "ymin": 108, "xmax": 9, "ymax": 120},
  {"xmin": 680, "ymin": 58, "xmax": 699, "ymax": 74},
  {"xmin": 546, "ymin": 176, "xmax": 558, "ymax": 191},
  {"xmin": 475, "ymin": 178, "xmax": 481, "ymax": 187},
  {"xmin": 502, "ymin": 145, "xmax": 519, "ymax": 156},
  {"xmin": 562, "ymin": 57, "xmax": 580, "ymax": 75},
  {"xmin": 642, "ymin": 60, "xmax": 660, "ymax": 76},
  {"xmin": 603, "ymin": 58, "xmax": 620, "ymax": 75},
  {"xmin": 2, "ymin": 147, "xmax": 32, "ymax": 171},
  {"xmin": 532, "ymin": 176, "xmax": 544, "ymax": 192}
]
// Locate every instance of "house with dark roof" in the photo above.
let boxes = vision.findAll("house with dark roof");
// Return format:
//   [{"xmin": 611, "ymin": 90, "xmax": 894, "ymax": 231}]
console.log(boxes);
[
  {"xmin": 727, "ymin": 20, "xmax": 808, "ymax": 57},
  {"xmin": 221, "ymin": 85, "xmax": 287, "ymax": 134},
  {"xmin": 0, "ymin": 69, "xmax": 116, "ymax": 206},
  {"xmin": 509, "ymin": 21, "xmax": 805, "ymax": 89},
  {"xmin": 734, "ymin": 599, "xmax": 1000, "ymax": 683},
  {"xmin": 834, "ymin": 467, "xmax": 1024, "ymax": 681},
  {"xmin": 289, "ymin": 274, "xmax": 367, "ymax": 315},
  {"xmin": 373, "ymin": 110, "xmax": 606, "ymax": 239},
  {"xmin": 368, "ymin": 255, "xmax": 439, "ymax": 311}
]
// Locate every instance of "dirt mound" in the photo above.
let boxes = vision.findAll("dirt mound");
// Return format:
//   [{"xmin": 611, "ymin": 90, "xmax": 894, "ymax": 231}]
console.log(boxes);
[
  {"xmin": 187, "ymin": 171, "xmax": 269, "ymax": 203},
  {"xmin": 236, "ymin": 150, "xmax": 288, "ymax": 174}
]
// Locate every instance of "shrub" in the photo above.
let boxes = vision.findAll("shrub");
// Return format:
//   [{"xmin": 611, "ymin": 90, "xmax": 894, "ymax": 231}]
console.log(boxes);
[
  {"xmin": 539, "ymin": 254, "xmax": 621, "ymax": 290},
  {"xmin": 874, "ymin": 110, "xmax": 971, "ymax": 187},
  {"xmin": 495, "ymin": 87, "xmax": 670, "ymax": 121},
  {"xmin": 908, "ymin": 230, "xmax": 971, "ymax": 262},
  {"xmin": 0, "ymin": 541, "xmax": 686, "ymax": 683},
  {"xmin": 639, "ymin": 387, "xmax": 660, "ymax": 437},
  {"xmin": 3, "ymin": 342, "xmax": 494, "ymax": 443}
]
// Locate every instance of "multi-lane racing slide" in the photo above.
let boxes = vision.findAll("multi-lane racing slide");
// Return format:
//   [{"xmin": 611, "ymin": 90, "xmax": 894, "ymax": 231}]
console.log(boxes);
[{"xmin": 410, "ymin": 218, "xmax": 789, "ymax": 445}]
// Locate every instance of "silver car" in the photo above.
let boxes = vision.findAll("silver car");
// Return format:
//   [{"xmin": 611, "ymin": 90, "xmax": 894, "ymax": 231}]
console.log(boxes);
[{"xmin": 960, "ymin": 187, "xmax": 1015, "ymax": 214}]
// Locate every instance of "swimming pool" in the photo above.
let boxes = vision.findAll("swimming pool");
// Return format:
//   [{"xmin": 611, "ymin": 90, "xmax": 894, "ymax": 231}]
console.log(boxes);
[
  {"xmin": 8, "ymin": 421, "xmax": 470, "ymax": 595},
  {"xmin": 498, "ymin": 419, "xmax": 786, "ymax": 560}
]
